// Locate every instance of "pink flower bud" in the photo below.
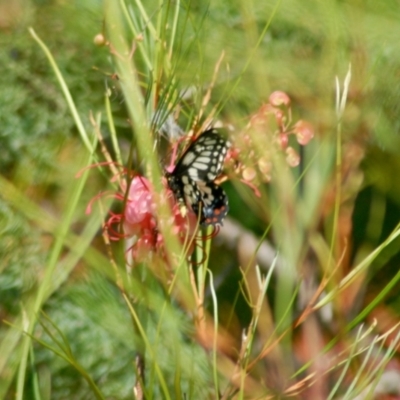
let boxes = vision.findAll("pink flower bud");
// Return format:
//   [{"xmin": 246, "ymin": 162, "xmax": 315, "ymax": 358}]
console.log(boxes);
[
  {"xmin": 269, "ymin": 91, "xmax": 291, "ymax": 107},
  {"xmin": 286, "ymin": 147, "xmax": 300, "ymax": 167},
  {"xmin": 279, "ymin": 133, "xmax": 289, "ymax": 149},
  {"xmin": 258, "ymin": 157, "xmax": 272, "ymax": 175},
  {"xmin": 294, "ymin": 120, "xmax": 314, "ymax": 145},
  {"xmin": 242, "ymin": 166, "xmax": 257, "ymax": 182}
]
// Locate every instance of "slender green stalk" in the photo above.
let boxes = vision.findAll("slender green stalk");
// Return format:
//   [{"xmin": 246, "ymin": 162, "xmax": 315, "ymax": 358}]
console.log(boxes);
[
  {"xmin": 327, "ymin": 324, "xmax": 366, "ymax": 400},
  {"xmin": 348, "ymin": 267, "xmax": 400, "ymax": 330},
  {"xmin": 105, "ymin": 93, "xmax": 123, "ymax": 166},
  {"xmin": 196, "ymin": 228, "xmax": 212, "ymax": 298},
  {"xmin": 131, "ymin": 0, "xmax": 158, "ymax": 38},
  {"xmin": 328, "ymin": 65, "xmax": 352, "ymax": 272},
  {"xmin": 119, "ymin": 0, "xmax": 153, "ymax": 72},
  {"xmin": 237, "ymin": 263, "xmax": 276, "ymax": 399},
  {"xmin": 168, "ymin": 0, "xmax": 180, "ymax": 59},
  {"xmin": 342, "ymin": 334, "xmax": 378, "ymax": 399},
  {"xmin": 362, "ymin": 328, "xmax": 400, "ymax": 397},
  {"xmin": 29, "ymin": 28, "xmax": 94, "ymax": 154},
  {"xmin": 123, "ymin": 294, "xmax": 171, "ymax": 400},
  {"xmin": 29, "ymin": 346, "xmax": 41, "ymax": 400},
  {"xmin": 316, "ymin": 221, "xmax": 400, "ymax": 308},
  {"xmin": 208, "ymin": 270, "xmax": 220, "ymax": 398}
]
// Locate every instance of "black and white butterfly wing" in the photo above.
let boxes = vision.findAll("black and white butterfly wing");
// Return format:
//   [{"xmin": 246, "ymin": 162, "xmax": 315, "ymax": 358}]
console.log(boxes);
[
  {"xmin": 173, "ymin": 130, "xmax": 229, "ymax": 181},
  {"xmin": 192, "ymin": 181, "xmax": 229, "ymax": 226},
  {"xmin": 166, "ymin": 129, "xmax": 230, "ymax": 226}
]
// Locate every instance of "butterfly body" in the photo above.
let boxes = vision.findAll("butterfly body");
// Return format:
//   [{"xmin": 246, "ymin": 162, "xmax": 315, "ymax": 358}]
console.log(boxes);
[{"xmin": 166, "ymin": 129, "xmax": 230, "ymax": 226}]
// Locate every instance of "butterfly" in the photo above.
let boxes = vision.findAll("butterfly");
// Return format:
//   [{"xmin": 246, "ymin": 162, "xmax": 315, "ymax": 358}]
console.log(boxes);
[{"xmin": 165, "ymin": 129, "xmax": 230, "ymax": 226}]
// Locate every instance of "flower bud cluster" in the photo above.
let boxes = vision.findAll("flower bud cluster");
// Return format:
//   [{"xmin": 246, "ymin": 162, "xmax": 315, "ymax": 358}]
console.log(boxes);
[{"xmin": 226, "ymin": 91, "xmax": 314, "ymax": 188}]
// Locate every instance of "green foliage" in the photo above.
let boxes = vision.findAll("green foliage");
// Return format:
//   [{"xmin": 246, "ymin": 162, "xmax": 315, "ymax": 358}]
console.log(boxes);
[
  {"xmin": 2, "ymin": 0, "xmax": 400, "ymax": 399},
  {"xmin": 0, "ymin": 1, "xmax": 108, "ymax": 175},
  {"xmin": 0, "ymin": 200, "xmax": 43, "ymax": 315}
]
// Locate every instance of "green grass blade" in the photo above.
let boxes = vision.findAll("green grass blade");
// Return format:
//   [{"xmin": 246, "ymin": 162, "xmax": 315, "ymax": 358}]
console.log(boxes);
[{"xmin": 28, "ymin": 28, "xmax": 94, "ymax": 154}]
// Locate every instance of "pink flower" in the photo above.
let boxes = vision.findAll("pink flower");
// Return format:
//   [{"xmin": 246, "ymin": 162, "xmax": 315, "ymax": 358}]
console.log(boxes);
[
  {"xmin": 170, "ymin": 204, "xmax": 196, "ymax": 234},
  {"xmin": 123, "ymin": 177, "xmax": 156, "ymax": 235},
  {"xmin": 119, "ymin": 176, "xmax": 199, "ymax": 262},
  {"xmin": 269, "ymin": 91, "xmax": 291, "ymax": 107},
  {"xmin": 131, "ymin": 230, "xmax": 159, "ymax": 261},
  {"xmin": 294, "ymin": 120, "xmax": 314, "ymax": 145}
]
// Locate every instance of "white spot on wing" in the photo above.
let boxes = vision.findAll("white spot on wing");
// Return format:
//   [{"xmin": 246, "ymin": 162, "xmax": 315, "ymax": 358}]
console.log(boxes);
[
  {"xmin": 188, "ymin": 167, "xmax": 199, "ymax": 179},
  {"xmin": 196, "ymin": 157, "xmax": 211, "ymax": 164},
  {"xmin": 182, "ymin": 152, "xmax": 196, "ymax": 165},
  {"xmin": 192, "ymin": 162, "xmax": 208, "ymax": 170}
]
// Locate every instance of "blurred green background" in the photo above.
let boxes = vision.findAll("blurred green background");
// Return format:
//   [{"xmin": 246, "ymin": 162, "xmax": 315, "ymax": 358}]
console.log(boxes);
[{"xmin": 2, "ymin": 0, "xmax": 400, "ymax": 398}]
